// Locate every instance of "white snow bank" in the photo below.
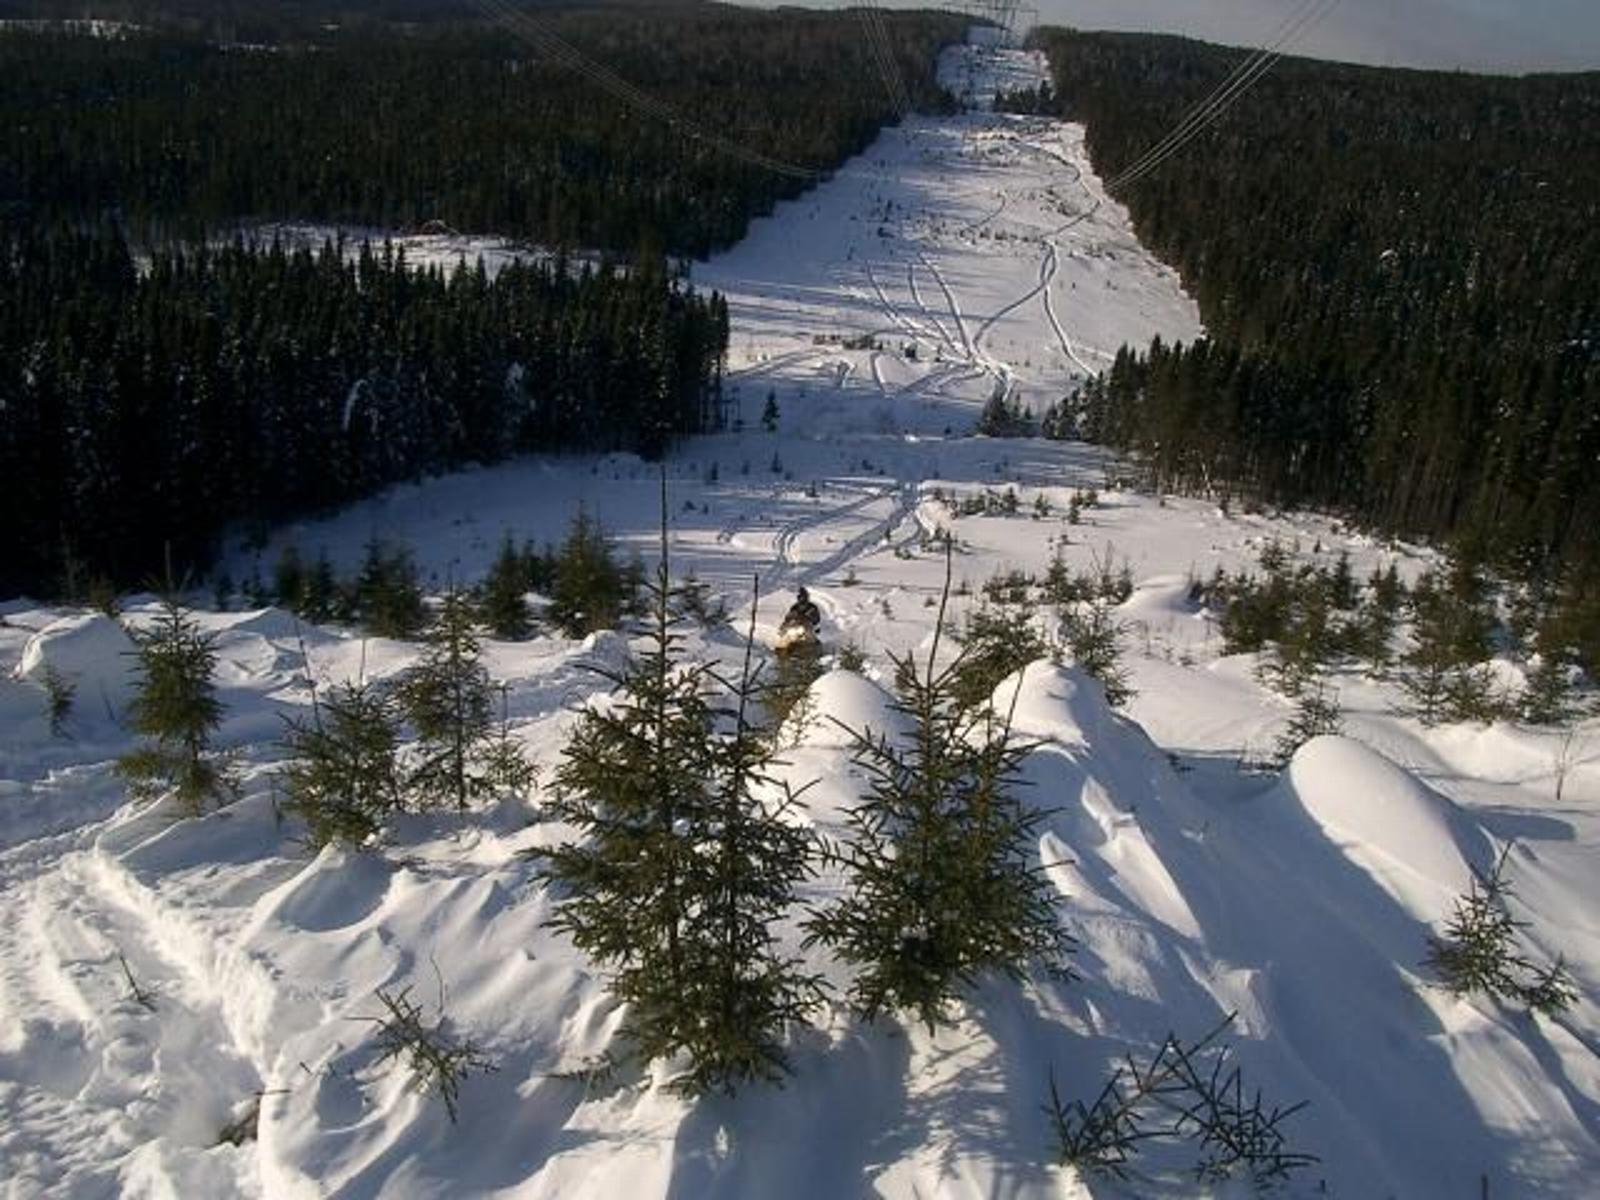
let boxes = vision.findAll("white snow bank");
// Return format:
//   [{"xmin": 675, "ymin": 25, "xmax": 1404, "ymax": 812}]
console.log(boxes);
[
  {"xmin": 16, "ymin": 612, "xmax": 139, "ymax": 723},
  {"xmin": 1282, "ymin": 735, "xmax": 1490, "ymax": 922},
  {"xmin": 795, "ymin": 669, "xmax": 909, "ymax": 750}
]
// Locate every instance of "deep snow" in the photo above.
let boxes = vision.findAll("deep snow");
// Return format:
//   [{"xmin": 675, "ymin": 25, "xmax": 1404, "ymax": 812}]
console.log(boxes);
[{"xmin": 2, "ymin": 36, "xmax": 1596, "ymax": 1200}]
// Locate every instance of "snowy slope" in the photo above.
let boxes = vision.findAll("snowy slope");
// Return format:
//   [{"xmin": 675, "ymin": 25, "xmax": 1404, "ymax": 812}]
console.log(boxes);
[{"xmin": 2, "ymin": 36, "xmax": 1598, "ymax": 1200}]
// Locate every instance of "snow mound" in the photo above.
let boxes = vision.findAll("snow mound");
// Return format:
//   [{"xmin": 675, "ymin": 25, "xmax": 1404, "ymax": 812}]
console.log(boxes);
[
  {"xmin": 796, "ymin": 669, "xmax": 909, "ymax": 750},
  {"xmin": 1003, "ymin": 661, "xmax": 1123, "ymax": 752},
  {"xmin": 1005, "ymin": 662, "xmax": 1207, "ymax": 941},
  {"xmin": 578, "ymin": 629, "xmax": 632, "ymax": 676},
  {"xmin": 16, "ymin": 612, "xmax": 139, "ymax": 721},
  {"xmin": 1282, "ymin": 735, "xmax": 1490, "ymax": 921},
  {"xmin": 1117, "ymin": 574, "xmax": 1198, "ymax": 620}
]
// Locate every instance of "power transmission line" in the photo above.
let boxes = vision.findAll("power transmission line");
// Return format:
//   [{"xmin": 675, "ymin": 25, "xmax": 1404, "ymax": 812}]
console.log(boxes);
[
  {"xmin": 857, "ymin": 2, "xmax": 913, "ymax": 118},
  {"xmin": 1106, "ymin": 0, "xmax": 1340, "ymax": 191}
]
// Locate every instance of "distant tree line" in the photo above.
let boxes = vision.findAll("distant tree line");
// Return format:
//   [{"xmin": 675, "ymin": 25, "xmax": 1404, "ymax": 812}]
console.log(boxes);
[
  {"xmin": 0, "ymin": 224, "xmax": 727, "ymax": 595},
  {"xmin": 1029, "ymin": 30, "xmax": 1600, "ymax": 587},
  {"xmin": 0, "ymin": 6, "xmax": 965, "ymax": 257}
]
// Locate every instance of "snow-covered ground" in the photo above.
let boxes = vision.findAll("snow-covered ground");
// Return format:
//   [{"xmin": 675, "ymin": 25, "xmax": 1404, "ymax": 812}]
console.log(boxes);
[{"xmin": 2, "ymin": 37, "xmax": 1597, "ymax": 1199}]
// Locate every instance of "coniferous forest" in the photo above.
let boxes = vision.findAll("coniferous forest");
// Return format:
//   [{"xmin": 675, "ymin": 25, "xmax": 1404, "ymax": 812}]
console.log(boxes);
[
  {"xmin": 0, "ymin": 6, "xmax": 964, "ymax": 255},
  {"xmin": 0, "ymin": 228, "xmax": 726, "ymax": 596},
  {"xmin": 1026, "ymin": 31, "xmax": 1600, "ymax": 586},
  {"xmin": 0, "ymin": 4, "xmax": 966, "ymax": 596}
]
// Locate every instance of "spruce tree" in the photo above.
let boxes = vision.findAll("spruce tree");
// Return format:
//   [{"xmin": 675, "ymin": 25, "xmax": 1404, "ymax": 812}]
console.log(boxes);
[
  {"xmin": 540, "ymin": 518, "xmax": 820, "ymax": 1094},
  {"xmin": 805, "ymin": 563, "xmax": 1075, "ymax": 1031},
  {"xmin": 680, "ymin": 588, "xmax": 824, "ymax": 1092},
  {"xmin": 951, "ymin": 598, "xmax": 1048, "ymax": 710},
  {"xmin": 1401, "ymin": 567, "xmax": 1498, "ymax": 724},
  {"xmin": 274, "ymin": 544, "xmax": 307, "ymax": 610},
  {"xmin": 117, "ymin": 597, "xmax": 233, "ymax": 816},
  {"xmin": 481, "ymin": 535, "xmax": 534, "ymax": 640},
  {"xmin": 548, "ymin": 509, "xmax": 634, "ymax": 638},
  {"xmin": 1059, "ymin": 595, "xmax": 1133, "ymax": 708},
  {"xmin": 1271, "ymin": 680, "xmax": 1344, "ymax": 768},
  {"xmin": 1520, "ymin": 655, "xmax": 1577, "ymax": 726},
  {"xmin": 355, "ymin": 538, "xmax": 427, "ymax": 640},
  {"xmin": 1354, "ymin": 563, "xmax": 1405, "ymax": 674},
  {"xmin": 281, "ymin": 678, "xmax": 405, "ymax": 848},
  {"xmin": 399, "ymin": 585, "xmax": 496, "ymax": 809}
]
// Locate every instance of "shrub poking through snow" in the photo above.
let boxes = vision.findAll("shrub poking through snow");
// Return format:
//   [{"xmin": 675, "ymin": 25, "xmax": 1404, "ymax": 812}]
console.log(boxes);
[
  {"xmin": 1271, "ymin": 681, "xmax": 1344, "ymax": 768},
  {"xmin": 806, "ymin": 556, "xmax": 1074, "ymax": 1031},
  {"xmin": 540, "ymin": 509, "xmax": 822, "ymax": 1095},
  {"xmin": 837, "ymin": 642, "xmax": 868, "ymax": 673},
  {"xmin": 1045, "ymin": 1013, "xmax": 1318, "ymax": 1186},
  {"xmin": 116, "ymin": 597, "xmax": 234, "ymax": 816},
  {"xmin": 1058, "ymin": 595, "xmax": 1134, "ymax": 709},
  {"xmin": 672, "ymin": 570, "xmax": 729, "ymax": 629},
  {"xmin": 280, "ymin": 677, "xmax": 406, "ymax": 849},
  {"xmin": 1426, "ymin": 843, "xmax": 1577, "ymax": 1014},
  {"xmin": 360, "ymin": 982, "xmax": 496, "ymax": 1124},
  {"xmin": 41, "ymin": 663, "xmax": 76, "ymax": 737},
  {"xmin": 117, "ymin": 952, "xmax": 158, "ymax": 1013},
  {"xmin": 762, "ymin": 646, "xmax": 824, "ymax": 746}
]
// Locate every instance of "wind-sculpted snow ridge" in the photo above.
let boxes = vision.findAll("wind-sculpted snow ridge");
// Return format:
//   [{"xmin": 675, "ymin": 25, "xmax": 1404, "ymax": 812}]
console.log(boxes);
[{"xmin": 3, "ymin": 33, "xmax": 1598, "ymax": 1200}]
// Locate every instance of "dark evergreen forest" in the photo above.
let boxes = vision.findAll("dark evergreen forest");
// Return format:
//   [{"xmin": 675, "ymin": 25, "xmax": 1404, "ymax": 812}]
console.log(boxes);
[
  {"xmin": 1025, "ymin": 31, "xmax": 1600, "ymax": 585},
  {"xmin": 0, "ymin": 6, "xmax": 964, "ymax": 256},
  {"xmin": 0, "ymin": 5, "xmax": 965, "ymax": 597},
  {"xmin": 0, "ymin": 227, "xmax": 727, "ymax": 596}
]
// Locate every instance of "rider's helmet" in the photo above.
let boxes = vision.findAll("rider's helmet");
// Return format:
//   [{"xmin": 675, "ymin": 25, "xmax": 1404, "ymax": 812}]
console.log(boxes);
[{"xmin": 797, "ymin": 587, "xmax": 809, "ymax": 603}]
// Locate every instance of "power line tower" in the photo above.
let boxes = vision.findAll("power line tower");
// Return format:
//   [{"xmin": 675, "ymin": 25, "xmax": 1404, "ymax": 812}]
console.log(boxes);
[{"xmin": 955, "ymin": 0, "xmax": 1035, "ymax": 46}]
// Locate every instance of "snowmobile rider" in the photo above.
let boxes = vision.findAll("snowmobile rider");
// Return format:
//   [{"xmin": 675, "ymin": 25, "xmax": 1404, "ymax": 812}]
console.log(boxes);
[{"xmin": 783, "ymin": 587, "xmax": 822, "ymax": 635}]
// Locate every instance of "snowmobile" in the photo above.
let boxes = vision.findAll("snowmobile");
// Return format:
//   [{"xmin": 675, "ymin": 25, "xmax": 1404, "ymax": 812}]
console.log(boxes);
[{"xmin": 775, "ymin": 588, "xmax": 823, "ymax": 656}]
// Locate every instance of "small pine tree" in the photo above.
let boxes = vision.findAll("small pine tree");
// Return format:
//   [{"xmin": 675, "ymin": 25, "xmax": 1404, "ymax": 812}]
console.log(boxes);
[
  {"xmin": 117, "ymin": 597, "xmax": 233, "ymax": 816},
  {"xmin": 1271, "ymin": 681, "xmax": 1343, "ymax": 768},
  {"xmin": 1354, "ymin": 563, "xmax": 1404, "ymax": 674},
  {"xmin": 1400, "ymin": 569, "xmax": 1497, "ymax": 725},
  {"xmin": 1426, "ymin": 844, "xmax": 1576, "ymax": 1014},
  {"xmin": 541, "ymin": 522, "xmax": 820, "ymax": 1093},
  {"xmin": 478, "ymin": 684, "xmax": 538, "ymax": 803},
  {"xmin": 1259, "ymin": 590, "xmax": 1336, "ymax": 698},
  {"xmin": 760, "ymin": 391, "xmax": 780, "ymax": 432},
  {"xmin": 280, "ymin": 677, "xmax": 405, "ymax": 848},
  {"xmin": 951, "ymin": 599, "xmax": 1047, "ymax": 710},
  {"xmin": 548, "ymin": 509, "xmax": 635, "ymax": 638},
  {"xmin": 399, "ymin": 586, "xmax": 495, "ymax": 809},
  {"xmin": 1059, "ymin": 597, "xmax": 1133, "ymax": 708},
  {"xmin": 1520, "ymin": 655, "xmax": 1577, "ymax": 725},
  {"xmin": 481, "ymin": 535, "xmax": 534, "ymax": 640},
  {"xmin": 355, "ymin": 538, "xmax": 426, "ymax": 639},
  {"xmin": 1326, "ymin": 550, "xmax": 1358, "ymax": 611},
  {"xmin": 273, "ymin": 544, "xmax": 307, "ymax": 610},
  {"xmin": 805, "ymin": 564, "xmax": 1075, "ymax": 1030},
  {"xmin": 301, "ymin": 552, "xmax": 340, "ymax": 623},
  {"xmin": 679, "ymin": 594, "xmax": 824, "ymax": 1093}
]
